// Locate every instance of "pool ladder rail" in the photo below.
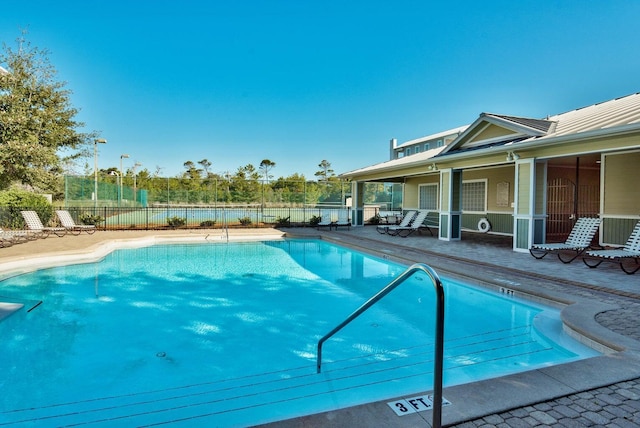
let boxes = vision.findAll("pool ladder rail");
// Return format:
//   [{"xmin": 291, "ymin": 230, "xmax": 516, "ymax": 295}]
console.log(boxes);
[
  {"xmin": 316, "ymin": 263, "xmax": 445, "ymax": 428},
  {"xmin": 221, "ymin": 208, "xmax": 229, "ymax": 242}
]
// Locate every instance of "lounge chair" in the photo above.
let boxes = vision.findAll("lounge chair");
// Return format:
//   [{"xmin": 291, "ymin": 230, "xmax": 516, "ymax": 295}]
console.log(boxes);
[
  {"xmin": 387, "ymin": 210, "xmax": 430, "ymax": 238},
  {"xmin": 334, "ymin": 209, "xmax": 351, "ymax": 230},
  {"xmin": 377, "ymin": 210, "xmax": 416, "ymax": 234},
  {"xmin": 316, "ymin": 209, "xmax": 334, "ymax": 230},
  {"xmin": 20, "ymin": 210, "xmax": 67, "ymax": 238},
  {"xmin": 0, "ymin": 232, "xmax": 16, "ymax": 247},
  {"xmin": 416, "ymin": 211, "xmax": 438, "ymax": 237},
  {"xmin": 56, "ymin": 210, "xmax": 97, "ymax": 235},
  {"xmin": 0, "ymin": 227, "xmax": 36, "ymax": 243},
  {"xmin": 378, "ymin": 211, "xmax": 402, "ymax": 225},
  {"xmin": 583, "ymin": 221, "xmax": 640, "ymax": 274},
  {"xmin": 529, "ymin": 217, "xmax": 601, "ymax": 263}
]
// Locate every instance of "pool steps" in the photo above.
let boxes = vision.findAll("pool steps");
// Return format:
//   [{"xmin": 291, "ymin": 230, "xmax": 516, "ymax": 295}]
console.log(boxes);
[{"xmin": 1, "ymin": 326, "xmax": 571, "ymax": 427}]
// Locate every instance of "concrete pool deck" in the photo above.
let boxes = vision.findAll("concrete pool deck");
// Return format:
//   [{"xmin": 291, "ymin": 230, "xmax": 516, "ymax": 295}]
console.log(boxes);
[{"xmin": 1, "ymin": 227, "xmax": 639, "ymax": 427}]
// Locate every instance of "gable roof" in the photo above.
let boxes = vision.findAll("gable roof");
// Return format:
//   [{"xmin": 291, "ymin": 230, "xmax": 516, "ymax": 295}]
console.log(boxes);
[
  {"xmin": 341, "ymin": 92, "xmax": 640, "ymax": 180},
  {"xmin": 441, "ymin": 92, "xmax": 640, "ymax": 156},
  {"xmin": 486, "ymin": 114, "xmax": 556, "ymax": 133}
]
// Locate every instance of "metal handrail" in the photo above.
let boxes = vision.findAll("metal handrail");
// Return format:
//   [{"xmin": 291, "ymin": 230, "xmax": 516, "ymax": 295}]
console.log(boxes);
[
  {"xmin": 316, "ymin": 263, "xmax": 445, "ymax": 428},
  {"xmin": 221, "ymin": 208, "xmax": 229, "ymax": 242}
]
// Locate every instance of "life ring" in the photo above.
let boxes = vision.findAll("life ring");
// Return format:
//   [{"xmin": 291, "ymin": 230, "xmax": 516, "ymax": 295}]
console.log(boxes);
[{"xmin": 477, "ymin": 218, "xmax": 491, "ymax": 233}]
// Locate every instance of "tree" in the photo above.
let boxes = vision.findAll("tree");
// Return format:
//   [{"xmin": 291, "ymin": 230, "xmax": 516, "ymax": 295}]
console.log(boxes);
[
  {"xmin": 182, "ymin": 161, "xmax": 203, "ymax": 180},
  {"xmin": 259, "ymin": 159, "xmax": 276, "ymax": 183},
  {"xmin": 231, "ymin": 164, "xmax": 260, "ymax": 203},
  {"xmin": 0, "ymin": 33, "xmax": 96, "ymax": 192},
  {"xmin": 272, "ymin": 173, "xmax": 306, "ymax": 204},
  {"xmin": 198, "ymin": 159, "xmax": 212, "ymax": 176},
  {"xmin": 314, "ymin": 160, "xmax": 335, "ymax": 181}
]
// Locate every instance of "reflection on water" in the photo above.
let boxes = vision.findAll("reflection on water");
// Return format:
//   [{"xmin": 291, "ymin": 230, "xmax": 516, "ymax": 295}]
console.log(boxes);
[{"xmin": 0, "ymin": 239, "xmax": 598, "ymax": 426}]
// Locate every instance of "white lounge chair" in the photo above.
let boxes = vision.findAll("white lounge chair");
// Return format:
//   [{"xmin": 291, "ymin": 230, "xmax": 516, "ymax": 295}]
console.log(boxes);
[
  {"xmin": 334, "ymin": 209, "xmax": 351, "ymax": 230},
  {"xmin": 387, "ymin": 210, "xmax": 430, "ymax": 238},
  {"xmin": 0, "ymin": 227, "xmax": 36, "ymax": 243},
  {"xmin": 583, "ymin": 221, "xmax": 640, "ymax": 274},
  {"xmin": 377, "ymin": 210, "xmax": 416, "ymax": 234},
  {"xmin": 0, "ymin": 232, "xmax": 15, "ymax": 247},
  {"xmin": 56, "ymin": 210, "xmax": 97, "ymax": 235},
  {"xmin": 529, "ymin": 217, "xmax": 601, "ymax": 263},
  {"xmin": 20, "ymin": 210, "xmax": 67, "ymax": 238},
  {"xmin": 316, "ymin": 209, "xmax": 334, "ymax": 230}
]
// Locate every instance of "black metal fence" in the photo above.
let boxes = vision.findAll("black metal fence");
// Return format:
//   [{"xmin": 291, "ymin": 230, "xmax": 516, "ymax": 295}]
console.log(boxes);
[{"xmin": 0, "ymin": 206, "xmax": 361, "ymax": 231}]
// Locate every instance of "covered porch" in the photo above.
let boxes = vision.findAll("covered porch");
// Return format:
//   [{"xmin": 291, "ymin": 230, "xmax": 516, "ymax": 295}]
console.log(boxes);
[{"xmin": 342, "ymin": 93, "xmax": 640, "ymax": 252}]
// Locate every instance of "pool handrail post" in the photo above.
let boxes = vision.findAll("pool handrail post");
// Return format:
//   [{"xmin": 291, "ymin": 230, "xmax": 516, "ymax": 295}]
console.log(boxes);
[{"xmin": 315, "ymin": 263, "xmax": 445, "ymax": 428}]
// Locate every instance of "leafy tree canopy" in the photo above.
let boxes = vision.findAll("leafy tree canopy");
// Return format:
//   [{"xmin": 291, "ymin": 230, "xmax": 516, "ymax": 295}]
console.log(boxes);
[{"xmin": 0, "ymin": 33, "xmax": 96, "ymax": 192}]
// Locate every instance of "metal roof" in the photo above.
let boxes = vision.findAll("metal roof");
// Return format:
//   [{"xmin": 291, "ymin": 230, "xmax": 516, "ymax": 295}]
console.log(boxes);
[
  {"xmin": 443, "ymin": 92, "xmax": 640, "ymax": 154},
  {"xmin": 544, "ymin": 92, "xmax": 640, "ymax": 138},
  {"xmin": 341, "ymin": 92, "xmax": 640, "ymax": 178},
  {"xmin": 341, "ymin": 146, "xmax": 447, "ymax": 177}
]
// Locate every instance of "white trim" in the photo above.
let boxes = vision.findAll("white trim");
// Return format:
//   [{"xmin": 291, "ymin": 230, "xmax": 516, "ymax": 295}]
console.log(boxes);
[
  {"xmin": 418, "ymin": 183, "xmax": 439, "ymax": 211},
  {"xmin": 461, "ymin": 179, "xmax": 487, "ymax": 213}
]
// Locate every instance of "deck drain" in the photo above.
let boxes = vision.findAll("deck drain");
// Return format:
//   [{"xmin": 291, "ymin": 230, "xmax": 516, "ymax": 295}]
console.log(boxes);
[{"xmin": 156, "ymin": 351, "xmax": 167, "ymax": 358}]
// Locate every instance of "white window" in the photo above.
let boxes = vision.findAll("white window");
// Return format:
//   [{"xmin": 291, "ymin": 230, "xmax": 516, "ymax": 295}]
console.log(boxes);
[
  {"xmin": 414, "ymin": 146, "xmax": 421, "ymax": 153},
  {"xmin": 436, "ymin": 139, "xmax": 444, "ymax": 147},
  {"xmin": 419, "ymin": 184, "xmax": 439, "ymax": 210},
  {"xmin": 424, "ymin": 143, "xmax": 430, "ymax": 151},
  {"xmin": 397, "ymin": 152, "xmax": 404, "ymax": 159},
  {"xmin": 462, "ymin": 180, "xmax": 487, "ymax": 212},
  {"xmin": 405, "ymin": 148, "xmax": 412, "ymax": 156}
]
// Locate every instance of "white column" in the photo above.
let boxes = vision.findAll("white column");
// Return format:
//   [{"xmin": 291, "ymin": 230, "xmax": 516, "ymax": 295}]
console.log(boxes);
[
  {"xmin": 512, "ymin": 159, "xmax": 546, "ymax": 252},
  {"xmin": 438, "ymin": 169, "xmax": 462, "ymax": 241}
]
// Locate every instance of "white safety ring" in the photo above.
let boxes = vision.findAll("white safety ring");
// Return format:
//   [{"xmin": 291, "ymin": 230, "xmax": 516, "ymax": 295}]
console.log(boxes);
[{"xmin": 477, "ymin": 218, "xmax": 491, "ymax": 233}]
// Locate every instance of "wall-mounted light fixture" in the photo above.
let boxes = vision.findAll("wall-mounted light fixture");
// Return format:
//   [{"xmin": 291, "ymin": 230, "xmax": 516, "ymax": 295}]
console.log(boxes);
[
  {"xmin": 506, "ymin": 151, "xmax": 520, "ymax": 162},
  {"xmin": 428, "ymin": 163, "xmax": 438, "ymax": 171}
]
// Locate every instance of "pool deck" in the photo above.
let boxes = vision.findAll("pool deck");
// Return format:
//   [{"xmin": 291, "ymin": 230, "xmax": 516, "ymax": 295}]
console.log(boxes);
[{"xmin": 1, "ymin": 226, "xmax": 640, "ymax": 427}]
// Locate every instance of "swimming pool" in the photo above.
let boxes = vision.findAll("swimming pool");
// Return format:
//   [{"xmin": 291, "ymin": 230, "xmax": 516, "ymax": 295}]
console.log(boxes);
[{"xmin": 0, "ymin": 239, "xmax": 598, "ymax": 427}]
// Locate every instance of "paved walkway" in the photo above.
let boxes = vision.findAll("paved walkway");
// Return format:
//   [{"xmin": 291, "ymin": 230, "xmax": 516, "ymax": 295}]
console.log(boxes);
[{"xmin": 1, "ymin": 226, "xmax": 639, "ymax": 427}]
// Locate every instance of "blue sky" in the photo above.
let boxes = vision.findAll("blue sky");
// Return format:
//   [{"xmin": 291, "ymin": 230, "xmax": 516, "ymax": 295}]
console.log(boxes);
[{"xmin": 1, "ymin": 1, "xmax": 639, "ymax": 179}]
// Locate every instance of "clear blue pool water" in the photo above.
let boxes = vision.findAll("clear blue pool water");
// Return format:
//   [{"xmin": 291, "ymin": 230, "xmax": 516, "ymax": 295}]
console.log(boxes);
[{"xmin": 0, "ymin": 239, "xmax": 598, "ymax": 427}]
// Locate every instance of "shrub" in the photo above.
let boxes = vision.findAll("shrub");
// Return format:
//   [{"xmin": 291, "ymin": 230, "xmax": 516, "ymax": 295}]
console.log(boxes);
[
  {"xmin": 200, "ymin": 220, "xmax": 216, "ymax": 227},
  {"xmin": 79, "ymin": 213, "xmax": 105, "ymax": 225},
  {"xmin": 167, "ymin": 216, "xmax": 187, "ymax": 228},
  {"xmin": 309, "ymin": 215, "xmax": 321, "ymax": 226},
  {"xmin": 275, "ymin": 216, "xmax": 290, "ymax": 227},
  {"xmin": 238, "ymin": 216, "xmax": 252, "ymax": 226},
  {"xmin": 0, "ymin": 189, "xmax": 53, "ymax": 228}
]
